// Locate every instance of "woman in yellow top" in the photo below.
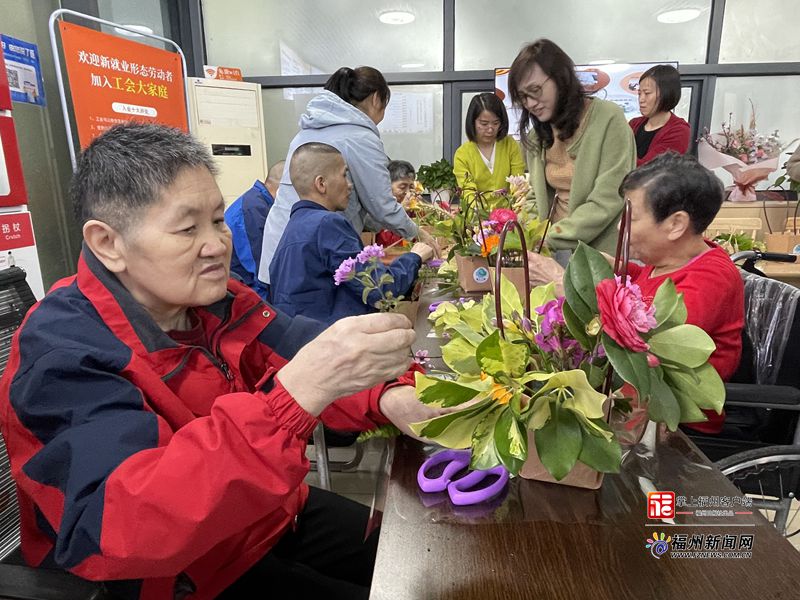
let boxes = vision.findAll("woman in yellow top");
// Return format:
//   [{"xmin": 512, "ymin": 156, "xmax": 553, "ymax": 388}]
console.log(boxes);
[{"xmin": 453, "ymin": 92, "xmax": 526, "ymax": 204}]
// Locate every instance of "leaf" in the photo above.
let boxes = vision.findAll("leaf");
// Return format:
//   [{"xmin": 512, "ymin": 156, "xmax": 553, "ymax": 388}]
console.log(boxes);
[
  {"xmin": 416, "ymin": 376, "xmax": 486, "ymax": 407},
  {"xmin": 527, "ymin": 394, "xmax": 552, "ymax": 430},
  {"xmin": 534, "ymin": 369, "xmax": 606, "ymax": 420},
  {"xmin": 476, "ymin": 330, "xmax": 530, "ymax": 378},
  {"xmin": 529, "ymin": 282, "xmax": 556, "ymax": 315},
  {"xmin": 534, "ymin": 403, "xmax": 583, "ymax": 481},
  {"xmin": 578, "ymin": 428, "xmax": 622, "ymax": 473},
  {"xmin": 663, "ymin": 362, "xmax": 725, "ymax": 414},
  {"xmin": 651, "ymin": 279, "xmax": 686, "ymax": 328},
  {"xmin": 361, "ymin": 286, "xmax": 372, "ymax": 305},
  {"xmin": 563, "ymin": 242, "xmax": 614, "ymax": 322},
  {"xmin": 647, "ymin": 324, "xmax": 716, "ymax": 368},
  {"xmin": 493, "ymin": 409, "xmax": 528, "ymax": 475},
  {"xmin": 442, "ymin": 336, "xmax": 480, "ymax": 375},
  {"xmin": 646, "ymin": 368, "xmax": 682, "ymax": 430},
  {"xmin": 459, "ymin": 303, "xmax": 484, "ymax": 332},
  {"xmin": 602, "ymin": 333, "xmax": 651, "ymax": 398},
  {"xmin": 411, "ymin": 398, "xmax": 493, "ymax": 444},
  {"xmin": 470, "ymin": 407, "xmax": 504, "ymax": 470},
  {"xmin": 562, "ymin": 299, "xmax": 593, "ymax": 350},
  {"xmin": 449, "ymin": 322, "xmax": 487, "ymax": 347},
  {"xmin": 498, "ymin": 273, "xmax": 524, "ymax": 317}
]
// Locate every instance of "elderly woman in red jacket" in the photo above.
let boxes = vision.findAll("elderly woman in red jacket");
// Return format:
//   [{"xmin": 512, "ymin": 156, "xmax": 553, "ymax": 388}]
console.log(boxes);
[{"xmin": 629, "ymin": 64, "xmax": 690, "ymax": 166}]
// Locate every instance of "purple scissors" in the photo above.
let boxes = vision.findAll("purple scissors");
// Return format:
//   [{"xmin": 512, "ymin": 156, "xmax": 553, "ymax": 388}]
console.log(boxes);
[{"xmin": 417, "ymin": 449, "xmax": 509, "ymax": 506}]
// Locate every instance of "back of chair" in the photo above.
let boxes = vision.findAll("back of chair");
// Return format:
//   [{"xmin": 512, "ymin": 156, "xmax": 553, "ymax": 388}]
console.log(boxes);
[
  {"xmin": 0, "ymin": 267, "xmax": 37, "ymax": 561},
  {"xmin": 737, "ymin": 270, "xmax": 800, "ymax": 387}
]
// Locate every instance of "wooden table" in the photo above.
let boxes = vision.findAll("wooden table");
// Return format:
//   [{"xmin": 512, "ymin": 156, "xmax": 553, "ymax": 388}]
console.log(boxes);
[{"xmin": 371, "ymin": 288, "xmax": 800, "ymax": 600}]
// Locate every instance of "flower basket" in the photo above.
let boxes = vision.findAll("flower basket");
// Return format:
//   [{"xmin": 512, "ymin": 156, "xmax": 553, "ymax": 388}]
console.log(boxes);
[
  {"xmin": 455, "ymin": 253, "xmax": 492, "ymax": 292},
  {"xmin": 764, "ymin": 201, "xmax": 800, "ymax": 255},
  {"xmin": 412, "ymin": 204, "xmax": 725, "ymax": 487}
]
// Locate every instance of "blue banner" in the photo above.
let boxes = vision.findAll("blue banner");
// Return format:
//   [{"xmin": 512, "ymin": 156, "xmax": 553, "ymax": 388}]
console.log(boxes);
[{"xmin": 0, "ymin": 35, "xmax": 45, "ymax": 106}]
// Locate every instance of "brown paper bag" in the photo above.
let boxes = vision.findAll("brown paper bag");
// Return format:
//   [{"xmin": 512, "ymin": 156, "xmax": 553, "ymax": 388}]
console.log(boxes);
[{"xmin": 455, "ymin": 254, "xmax": 492, "ymax": 292}]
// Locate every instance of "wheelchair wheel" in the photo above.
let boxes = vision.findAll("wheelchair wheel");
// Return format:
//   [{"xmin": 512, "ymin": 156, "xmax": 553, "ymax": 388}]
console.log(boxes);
[{"xmin": 717, "ymin": 445, "xmax": 800, "ymax": 539}]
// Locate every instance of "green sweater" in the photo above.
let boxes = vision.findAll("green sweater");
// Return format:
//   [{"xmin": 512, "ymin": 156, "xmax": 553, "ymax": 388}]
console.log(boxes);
[
  {"xmin": 525, "ymin": 98, "xmax": 636, "ymax": 254},
  {"xmin": 453, "ymin": 135, "xmax": 526, "ymax": 201}
]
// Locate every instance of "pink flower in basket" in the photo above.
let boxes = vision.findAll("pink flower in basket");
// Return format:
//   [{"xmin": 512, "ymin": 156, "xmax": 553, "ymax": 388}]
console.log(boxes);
[
  {"xmin": 596, "ymin": 275, "xmax": 656, "ymax": 352},
  {"xmin": 488, "ymin": 208, "xmax": 517, "ymax": 231}
]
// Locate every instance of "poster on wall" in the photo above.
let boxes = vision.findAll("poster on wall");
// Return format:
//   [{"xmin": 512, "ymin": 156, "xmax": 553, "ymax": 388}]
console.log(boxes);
[
  {"xmin": 58, "ymin": 21, "xmax": 187, "ymax": 148},
  {"xmin": 495, "ymin": 62, "xmax": 678, "ymax": 139},
  {"xmin": 0, "ymin": 211, "xmax": 44, "ymax": 299},
  {"xmin": 0, "ymin": 35, "xmax": 45, "ymax": 106}
]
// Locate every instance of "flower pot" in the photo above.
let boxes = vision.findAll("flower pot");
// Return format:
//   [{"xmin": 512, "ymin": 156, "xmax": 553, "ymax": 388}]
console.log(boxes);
[
  {"xmin": 519, "ymin": 429, "xmax": 604, "ymax": 489},
  {"xmin": 455, "ymin": 254, "xmax": 492, "ymax": 293}
]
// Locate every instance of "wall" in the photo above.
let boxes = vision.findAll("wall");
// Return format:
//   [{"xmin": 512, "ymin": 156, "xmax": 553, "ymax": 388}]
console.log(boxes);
[{"xmin": 0, "ymin": 0, "xmax": 82, "ymax": 289}]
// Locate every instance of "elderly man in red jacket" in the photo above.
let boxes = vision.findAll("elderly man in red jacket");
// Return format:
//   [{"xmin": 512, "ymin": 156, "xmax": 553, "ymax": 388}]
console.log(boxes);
[{"xmin": 0, "ymin": 123, "xmax": 436, "ymax": 600}]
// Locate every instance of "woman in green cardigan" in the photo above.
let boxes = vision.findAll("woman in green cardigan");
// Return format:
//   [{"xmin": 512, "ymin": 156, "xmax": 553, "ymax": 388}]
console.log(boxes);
[
  {"xmin": 453, "ymin": 92, "xmax": 525, "ymax": 205},
  {"xmin": 508, "ymin": 39, "xmax": 636, "ymax": 255}
]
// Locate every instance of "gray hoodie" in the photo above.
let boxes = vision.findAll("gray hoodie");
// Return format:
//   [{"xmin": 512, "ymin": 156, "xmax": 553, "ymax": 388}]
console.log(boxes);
[{"xmin": 258, "ymin": 91, "xmax": 418, "ymax": 285}]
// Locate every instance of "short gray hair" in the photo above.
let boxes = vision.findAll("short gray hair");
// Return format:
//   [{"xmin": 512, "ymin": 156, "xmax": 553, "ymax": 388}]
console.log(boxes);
[
  {"xmin": 387, "ymin": 160, "xmax": 415, "ymax": 182},
  {"xmin": 70, "ymin": 122, "xmax": 218, "ymax": 231}
]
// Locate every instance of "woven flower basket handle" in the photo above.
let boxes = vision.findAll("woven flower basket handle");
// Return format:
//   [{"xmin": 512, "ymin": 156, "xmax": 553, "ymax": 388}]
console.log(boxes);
[
  {"xmin": 614, "ymin": 199, "xmax": 632, "ymax": 278},
  {"xmin": 493, "ymin": 219, "xmax": 531, "ymax": 339}
]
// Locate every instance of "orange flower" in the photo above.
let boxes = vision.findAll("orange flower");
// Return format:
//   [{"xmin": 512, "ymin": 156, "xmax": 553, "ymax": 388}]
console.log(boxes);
[
  {"xmin": 490, "ymin": 383, "xmax": 513, "ymax": 405},
  {"xmin": 480, "ymin": 234, "xmax": 499, "ymax": 257}
]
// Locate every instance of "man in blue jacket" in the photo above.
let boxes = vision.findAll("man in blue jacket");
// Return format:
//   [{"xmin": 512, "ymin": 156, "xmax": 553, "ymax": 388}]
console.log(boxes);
[
  {"xmin": 269, "ymin": 142, "xmax": 433, "ymax": 325},
  {"xmin": 224, "ymin": 160, "xmax": 284, "ymax": 299}
]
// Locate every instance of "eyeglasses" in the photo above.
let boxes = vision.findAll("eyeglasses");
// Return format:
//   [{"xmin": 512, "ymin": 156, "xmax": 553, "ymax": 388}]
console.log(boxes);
[{"xmin": 518, "ymin": 77, "xmax": 550, "ymax": 103}]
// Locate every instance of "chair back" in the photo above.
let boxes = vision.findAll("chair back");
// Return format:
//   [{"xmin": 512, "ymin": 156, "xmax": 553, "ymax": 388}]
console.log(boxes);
[{"xmin": 0, "ymin": 267, "xmax": 37, "ymax": 561}]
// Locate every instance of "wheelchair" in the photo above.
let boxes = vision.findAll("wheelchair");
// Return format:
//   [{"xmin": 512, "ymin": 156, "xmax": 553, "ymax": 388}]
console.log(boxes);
[{"xmin": 685, "ymin": 250, "xmax": 800, "ymax": 539}]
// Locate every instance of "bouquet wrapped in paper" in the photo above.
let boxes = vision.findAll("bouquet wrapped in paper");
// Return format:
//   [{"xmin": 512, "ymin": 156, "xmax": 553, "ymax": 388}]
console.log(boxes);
[{"xmin": 698, "ymin": 102, "xmax": 789, "ymax": 202}]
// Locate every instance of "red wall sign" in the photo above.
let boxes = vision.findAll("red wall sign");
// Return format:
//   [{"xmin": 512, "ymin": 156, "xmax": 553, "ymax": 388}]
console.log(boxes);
[
  {"xmin": 0, "ymin": 45, "xmax": 12, "ymax": 110},
  {"xmin": 0, "ymin": 115, "xmax": 28, "ymax": 207},
  {"xmin": 58, "ymin": 21, "xmax": 188, "ymax": 147}
]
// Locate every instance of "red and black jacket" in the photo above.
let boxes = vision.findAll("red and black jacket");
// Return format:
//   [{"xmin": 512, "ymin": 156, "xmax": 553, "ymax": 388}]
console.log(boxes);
[{"xmin": 0, "ymin": 248, "xmax": 412, "ymax": 599}]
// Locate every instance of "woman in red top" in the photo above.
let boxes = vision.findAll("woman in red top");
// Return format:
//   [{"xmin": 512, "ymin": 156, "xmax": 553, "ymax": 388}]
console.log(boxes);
[
  {"xmin": 629, "ymin": 65, "xmax": 690, "ymax": 166},
  {"xmin": 526, "ymin": 152, "xmax": 744, "ymax": 433}
]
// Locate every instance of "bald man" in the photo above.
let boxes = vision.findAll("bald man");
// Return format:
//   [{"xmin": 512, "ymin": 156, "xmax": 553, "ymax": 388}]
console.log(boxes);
[
  {"xmin": 269, "ymin": 142, "xmax": 433, "ymax": 324},
  {"xmin": 225, "ymin": 160, "xmax": 285, "ymax": 299}
]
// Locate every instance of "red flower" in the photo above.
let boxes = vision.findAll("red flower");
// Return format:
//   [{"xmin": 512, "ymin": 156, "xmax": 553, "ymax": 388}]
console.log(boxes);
[
  {"xmin": 488, "ymin": 208, "xmax": 517, "ymax": 231},
  {"xmin": 596, "ymin": 276, "xmax": 657, "ymax": 352}
]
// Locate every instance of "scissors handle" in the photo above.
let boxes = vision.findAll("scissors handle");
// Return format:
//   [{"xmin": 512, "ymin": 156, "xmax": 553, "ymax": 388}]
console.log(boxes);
[
  {"xmin": 417, "ymin": 449, "xmax": 471, "ymax": 493},
  {"xmin": 447, "ymin": 466, "xmax": 509, "ymax": 506}
]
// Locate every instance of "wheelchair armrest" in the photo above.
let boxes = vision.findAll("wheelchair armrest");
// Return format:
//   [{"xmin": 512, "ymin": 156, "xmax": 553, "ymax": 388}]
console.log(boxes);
[
  {"xmin": 0, "ymin": 563, "xmax": 109, "ymax": 600},
  {"xmin": 725, "ymin": 383, "xmax": 800, "ymax": 411}
]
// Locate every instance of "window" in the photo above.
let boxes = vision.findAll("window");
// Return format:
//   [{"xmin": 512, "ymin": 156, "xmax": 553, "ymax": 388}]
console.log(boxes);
[
  {"xmin": 96, "ymin": 0, "xmax": 172, "ymax": 49},
  {"xmin": 454, "ymin": 0, "xmax": 712, "ymax": 70},
  {"xmin": 262, "ymin": 85, "xmax": 443, "ymax": 170},
  {"xmin": 709, "ymin": 76, "xmax": 800, "ymax": 187},
  {"xmin": 204, "ymin": 0, "xmax": 443, "ymax": 77},
  {"xmin": 719, "ymin": 0, "xmax": 800, "ymax": 63}
]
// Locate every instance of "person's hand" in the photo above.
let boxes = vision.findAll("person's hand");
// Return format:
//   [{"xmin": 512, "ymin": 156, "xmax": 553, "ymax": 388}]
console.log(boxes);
[
  {"xmin": 378, "ymin": 385, "xmax": 454, "ymax": 441},
  {"xmin": 410, "ymin": 242, "xmax": 434, "ymax": 263},
  {"xmin": 417, "ymin": 227, "xmax": 441, "ymax": 258},
  {"xmin": 277, "ymin": 313, "xmax": 416, "ymax": 416},
  {"xmin": 526, "ymin": 251, "xmax": 565, "ymax": 294}
]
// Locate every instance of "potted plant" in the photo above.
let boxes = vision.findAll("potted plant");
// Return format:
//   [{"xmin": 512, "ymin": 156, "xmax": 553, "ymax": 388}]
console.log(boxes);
[
  {"xmin": 417, "ymin": 158, "xmax": 458, "ymax": 206},
  {"xmin": 411, "ymin": 221, "xmax": 724, "ymax": 488}
]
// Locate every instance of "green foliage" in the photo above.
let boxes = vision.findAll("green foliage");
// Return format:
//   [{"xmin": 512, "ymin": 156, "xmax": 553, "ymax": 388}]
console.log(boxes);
[{"xmin": 417, "ymin": 158, "xmax": 457, "ymax": 191}]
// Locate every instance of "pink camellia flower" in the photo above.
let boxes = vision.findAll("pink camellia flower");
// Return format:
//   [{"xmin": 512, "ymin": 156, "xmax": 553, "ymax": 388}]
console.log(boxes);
[
  {"xmin": 595, "ymin": 275, "xmax": 657, "ymax": 352},
  {"xmin": 646, "ymin": 353, "xmax": 660, "ymax": 368},
  {"xmin": 489, "ymin": 208, "xmax": 517, "ymax": 230}
]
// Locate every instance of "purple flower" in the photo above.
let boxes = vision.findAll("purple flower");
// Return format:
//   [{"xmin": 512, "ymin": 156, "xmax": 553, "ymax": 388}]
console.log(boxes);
[
  {"xmin": 427, "ymin": 258, "xmax": 444, "ymax": 269},
  {"xmin": 356, "ymin": 244, "xmax": 385, "ymax": 264},
  {"xmin": 414, "ymin": 349, "xmax": 432, "ymax": 368},
  {"xmin": 533, "ymin": 297, "xmax": 580, "ymax": 354},
  {"xmin": 333, "ymin": 257, "xmax": 357, "ymax": 286},
  {"xmin": 429, "ymin": 301, "xmax": 443, "ymax": 312}
]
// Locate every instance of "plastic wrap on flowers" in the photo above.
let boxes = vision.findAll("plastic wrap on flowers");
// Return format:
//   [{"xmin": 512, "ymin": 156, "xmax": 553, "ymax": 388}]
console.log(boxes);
[{"xmin": 698, "ymin": 138, "xmax": 778, "ymax": 202}]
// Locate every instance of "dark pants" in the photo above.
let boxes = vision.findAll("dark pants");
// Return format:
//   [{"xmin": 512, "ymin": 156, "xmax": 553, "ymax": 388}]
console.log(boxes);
[{"xmin": 217, "ymin": 487, "xmax": 378, "ymax": 599}]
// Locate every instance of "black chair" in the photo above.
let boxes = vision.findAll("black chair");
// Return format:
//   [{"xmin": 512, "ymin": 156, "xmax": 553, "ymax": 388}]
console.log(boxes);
[
  {"xmin": 687, "ymin": 259, "xmax": 800, "ymax": 462},
  {"xmin": 0, "ymin": 267, "xmax": 112, "ymax": 600}
]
